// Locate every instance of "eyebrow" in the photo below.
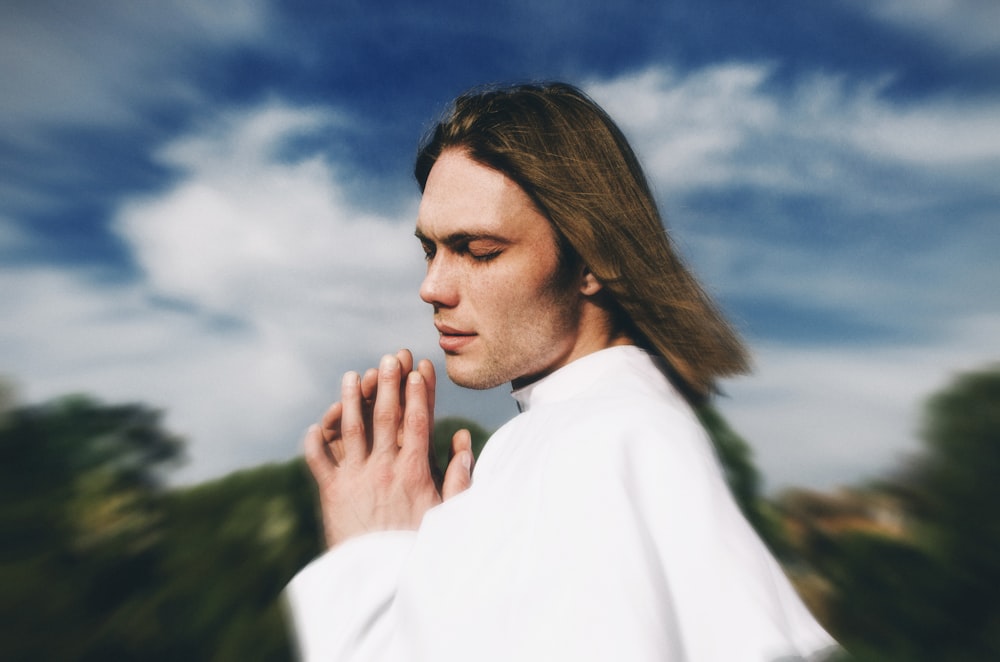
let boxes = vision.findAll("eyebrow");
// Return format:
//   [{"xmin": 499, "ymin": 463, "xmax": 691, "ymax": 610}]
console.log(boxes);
[{"xmin": 414, "ymin": 228, "xmax": 510, "ymax": 248}]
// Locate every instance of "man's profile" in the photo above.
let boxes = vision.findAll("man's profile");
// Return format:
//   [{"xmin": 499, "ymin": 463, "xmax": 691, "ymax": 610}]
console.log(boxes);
[{"xmin": 284, "ymin": 83, "xmax": 838, "ymax": 661}]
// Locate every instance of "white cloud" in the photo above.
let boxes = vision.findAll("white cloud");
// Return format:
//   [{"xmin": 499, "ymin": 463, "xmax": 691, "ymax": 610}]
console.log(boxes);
[
  {"xmin": 116, "ymin": 103, "xmax": 421, "ymax": 318},
  {"xmin": 718, "ymin": 313, "xmax": 1000, "ymax": 492},
  {"xmin": 587, "ymin": 64, "xmax": 1000, "ymax": 326},
  {"xmin": 837, "ymin": 87, "xmax": 1000, "ymax": 168},
  {"xmin": 585, "ymin": 66, "xmax": 780, "ymax": 192},
  {"xmin": 586, "ymin": 64, "xmax": 1000, "ymax": 204},
  {"xmin": 848, "ymin": 0, "xmax": 1000, "ymax": 59},
  {"xmin": 0, "ymin": 0, "xmax": 268, "ymax": 134},
  {"xmin": 679, "ymin": 221, "xmax": 999, "ymax": 342},
  {"xmin": 3, "ymin": 101, "xmax": 440, "ymax": 485},
  {"xmin": 0, "ymin": 264, "xmax": 324, "ymax": 479}
]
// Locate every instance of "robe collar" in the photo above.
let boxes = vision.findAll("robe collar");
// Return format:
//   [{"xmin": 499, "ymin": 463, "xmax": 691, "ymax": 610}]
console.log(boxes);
[{"xmin": 511, "ymin": 345, "xmax": 649, "ymax": 413}]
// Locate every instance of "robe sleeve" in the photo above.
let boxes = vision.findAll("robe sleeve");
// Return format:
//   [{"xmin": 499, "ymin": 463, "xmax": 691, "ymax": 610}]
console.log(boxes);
[{"xmin": 282, "ymin": 530, "xmax": 416, "ymax": 661}]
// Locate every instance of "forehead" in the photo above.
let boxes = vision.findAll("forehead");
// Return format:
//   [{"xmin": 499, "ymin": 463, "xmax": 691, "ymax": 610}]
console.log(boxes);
[{"xmin": 416, "ymin": 149, "xmax": 542, "ymax": 238}]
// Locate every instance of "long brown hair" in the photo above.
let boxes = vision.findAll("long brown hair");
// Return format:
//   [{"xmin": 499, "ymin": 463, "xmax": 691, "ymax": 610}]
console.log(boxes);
[{"xmin": 415, "ymin": 82, "xmax": 750, "ymax": 401}]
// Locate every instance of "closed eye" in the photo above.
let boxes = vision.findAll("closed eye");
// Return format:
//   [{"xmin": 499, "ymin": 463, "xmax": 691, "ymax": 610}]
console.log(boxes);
[
  {"xmin": 469, "ymin": 249, "xmax": 501, "ymax": 262},
  {"xmin": 462, "ymin": 239, "xmax": 504, "ymax": 263},
  {"xmin": 415, "ymin": 229, "xmax": 507, "ymax": 263},
  {"xmin": 420, "ymin": 240, "xmax": 436, "ymax": 261}
]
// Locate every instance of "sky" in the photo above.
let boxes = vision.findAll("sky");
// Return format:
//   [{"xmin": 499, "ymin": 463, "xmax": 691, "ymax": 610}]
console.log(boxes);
[{"xmin": 2, "ymin": 0, "xmax": 998, "ymax": 493}]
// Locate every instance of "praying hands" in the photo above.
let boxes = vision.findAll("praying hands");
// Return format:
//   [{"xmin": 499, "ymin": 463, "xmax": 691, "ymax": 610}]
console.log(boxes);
[{"xmin": 303, "ymin": 349, "xmax": 474, "ymax": 549}]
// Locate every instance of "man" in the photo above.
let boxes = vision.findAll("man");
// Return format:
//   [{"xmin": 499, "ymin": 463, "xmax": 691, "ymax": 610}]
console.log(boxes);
[{"xmin": 284, "ymin": 83, "xmax": 838, "ymax": 661}]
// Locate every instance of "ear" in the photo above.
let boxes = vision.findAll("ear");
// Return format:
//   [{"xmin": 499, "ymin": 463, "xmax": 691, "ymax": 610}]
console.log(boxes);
[{"xmin": 579, "ymin": 267, "xmax": 603, "ymax": 296}]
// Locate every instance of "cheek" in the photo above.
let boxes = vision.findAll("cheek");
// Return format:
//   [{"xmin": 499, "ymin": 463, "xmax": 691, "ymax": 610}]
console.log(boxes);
[
  {"xmin": 470, "ymin": 254, "xmax": 568, "ymax": 323},
  {"xmin": 467, "ymin": 266, "xmax": 523, "ymax": 311}
]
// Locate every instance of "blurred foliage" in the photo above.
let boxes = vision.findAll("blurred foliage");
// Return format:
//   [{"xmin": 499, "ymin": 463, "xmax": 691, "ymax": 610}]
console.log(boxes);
[
  {"xmin": 3, "ymin": 364, "xmax": 998, "ymax": 660},
  {"xmin": 152, "ymin": 462, "xmax": 322, "ymax": 660},
  {"xmin": 0, "ymin": 391, "xmax": 321, "ymax": 661},
  {"xmin": 2, "ymin": 395, "xmax": 183, "ymax": 660},
  {"xmin": 780, "ymin": 364, "xmax": 1000, "ymax": 661}
]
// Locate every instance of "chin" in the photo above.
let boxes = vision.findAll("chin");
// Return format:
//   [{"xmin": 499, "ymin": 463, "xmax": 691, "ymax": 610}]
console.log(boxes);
[{"xmin": 445, "ymin": 359, "xmax": 507, "ymax": 391}]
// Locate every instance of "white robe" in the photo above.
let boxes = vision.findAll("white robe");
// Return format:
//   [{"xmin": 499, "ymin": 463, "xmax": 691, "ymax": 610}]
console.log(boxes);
[{"xmin": 284, "ymin": 346, "xmax": 837, "ymax": 661}]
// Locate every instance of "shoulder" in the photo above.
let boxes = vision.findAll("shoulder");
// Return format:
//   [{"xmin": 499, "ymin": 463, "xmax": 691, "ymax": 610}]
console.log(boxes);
[
  {"xmin": 541, "ymin": 370, "xmax": 715, "ymax": 478},
  {"xmin": 487, "ymin": 346, "xmax": 726, "ymax": 499},
  {"xmin": 531, "ymin": 388, "xmax": 725, "ymax": 514}
]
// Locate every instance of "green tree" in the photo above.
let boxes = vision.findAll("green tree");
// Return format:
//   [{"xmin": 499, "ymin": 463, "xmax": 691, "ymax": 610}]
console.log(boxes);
[
  {"xmin": 154, "ymin": 460, "xmax": 321, "ymax": 661},
  {"xmin": 0, "ymin": 386, "xmax": 320, "ymax": 661},
  {"xmin": 904, "ymin": 365, "xmax": 1000, "ymax": 658},
  {"xmin": 1, "ymin": 393, "xmax": 184, "ymax": 660},
  {"xmin": 801, "ymin": 365, "xmax": 1000, "ymax": 661}
]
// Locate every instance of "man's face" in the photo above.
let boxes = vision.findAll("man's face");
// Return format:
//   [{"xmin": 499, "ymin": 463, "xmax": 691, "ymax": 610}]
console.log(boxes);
[{"xmin": 416, "ymin": 149, "xmax": 585, "ymax": 390}]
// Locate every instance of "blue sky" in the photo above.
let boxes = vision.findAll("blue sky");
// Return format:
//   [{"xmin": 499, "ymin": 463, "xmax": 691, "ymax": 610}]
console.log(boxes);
[{"xmin": 2, "ymin": 0, "xmax": 998, "ymax": 491}]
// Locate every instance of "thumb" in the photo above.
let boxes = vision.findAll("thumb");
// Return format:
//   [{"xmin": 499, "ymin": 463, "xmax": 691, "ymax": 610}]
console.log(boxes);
[{"xmin": 441, "ymin": 429, "xmax": 473, "ymax": 500}]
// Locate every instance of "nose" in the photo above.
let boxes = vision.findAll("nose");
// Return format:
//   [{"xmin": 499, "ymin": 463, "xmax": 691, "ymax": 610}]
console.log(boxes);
[{"xmin": 419, "ymin": 255, "xmax": 459, "ymax": 308}]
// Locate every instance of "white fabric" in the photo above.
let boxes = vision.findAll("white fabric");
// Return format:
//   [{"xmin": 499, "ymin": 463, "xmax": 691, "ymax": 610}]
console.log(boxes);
[{"xmin": 284, "ymin": 346, "xmax": 837, "ymax": 661}]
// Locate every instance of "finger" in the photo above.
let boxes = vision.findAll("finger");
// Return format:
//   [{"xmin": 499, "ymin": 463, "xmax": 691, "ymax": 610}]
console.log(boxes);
[
  {"xmin": 339, "ymin": 371, "xmax": 369, "ymax": 463},
  {"xmin": 451, "ymin": 427, "xmax": 472, "ymax": 458},
  {"xmin": 396, "ymin": 349, "xmax": 414, "ymax": 376},
  {"xmin": 303, "ymin": 424, "xmax": 335, "ymax": 483},
  {"xmin": 396, "ymin": 348, "xmax": 414, "ymax": 404},
  {"xmin": 318, "ymin": 401, "xmax": 348, "ymax": 464},
  {"xmin": 319, "ymin": 401, "xmax": 343, "ymax": 443},
  {"xmin": 399, "ymin": 370, "xmax": 432, "ymax": 460},
  {"xmin": 360, "ymin": 367, "xmax": 379, "ymax": 402},
  {"xmin": 359, "ymin": 367, "xmax": 379, "ymax": 451},
  {"xmin": 372, "ymin": 354, "xmax": 403, "ymax": 453},
  {"xmin": 417, "ymin": 358, "xmax": 437, "ymax": 422},
  {"xmin": 360, "ymin": 350, "xmax": 409, "ymax": 412},
  {"xmin": 442, "ymin": 428, "xmax": 473, "ymax": 500}
]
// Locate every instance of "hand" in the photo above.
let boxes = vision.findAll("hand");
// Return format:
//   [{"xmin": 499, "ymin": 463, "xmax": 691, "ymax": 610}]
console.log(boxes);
[
  {"xmin": 345, "ymin": 349, "xmax": 447, "ymax": 485},
  {"xmin": 304, "ymin": 350, "xmax": 474, "ymax": 549},
  {"xmin": 355, "ymin": 350, "xmax": 475, "ymax": 496}
]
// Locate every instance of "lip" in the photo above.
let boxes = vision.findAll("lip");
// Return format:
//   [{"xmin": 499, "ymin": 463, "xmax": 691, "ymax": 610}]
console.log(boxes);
[{"xmin": 435, "ymin": 323, "xmax": 476, "ymax": 353}]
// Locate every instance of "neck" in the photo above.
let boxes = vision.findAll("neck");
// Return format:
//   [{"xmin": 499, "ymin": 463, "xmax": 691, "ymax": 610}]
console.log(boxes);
[{"xmin": 510, "ymin": 299, "xmax": 634, "ymax": 390}]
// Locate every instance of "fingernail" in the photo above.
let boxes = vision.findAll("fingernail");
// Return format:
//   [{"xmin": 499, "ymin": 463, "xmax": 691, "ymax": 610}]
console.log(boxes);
[
  {"xmin": 380, "ymin": 354, "xmax": 397, "ymax": 370},
  {"xmin": 342, "ymin": 371, "xmax": 359, "ymax": 386},
  {"xmin": 461, "ymin": 451, "xmax": 472, "ymax": 471},
  {"xmin": 408, "ymin": 371, "xmax": 422, "ymax": 384}
]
